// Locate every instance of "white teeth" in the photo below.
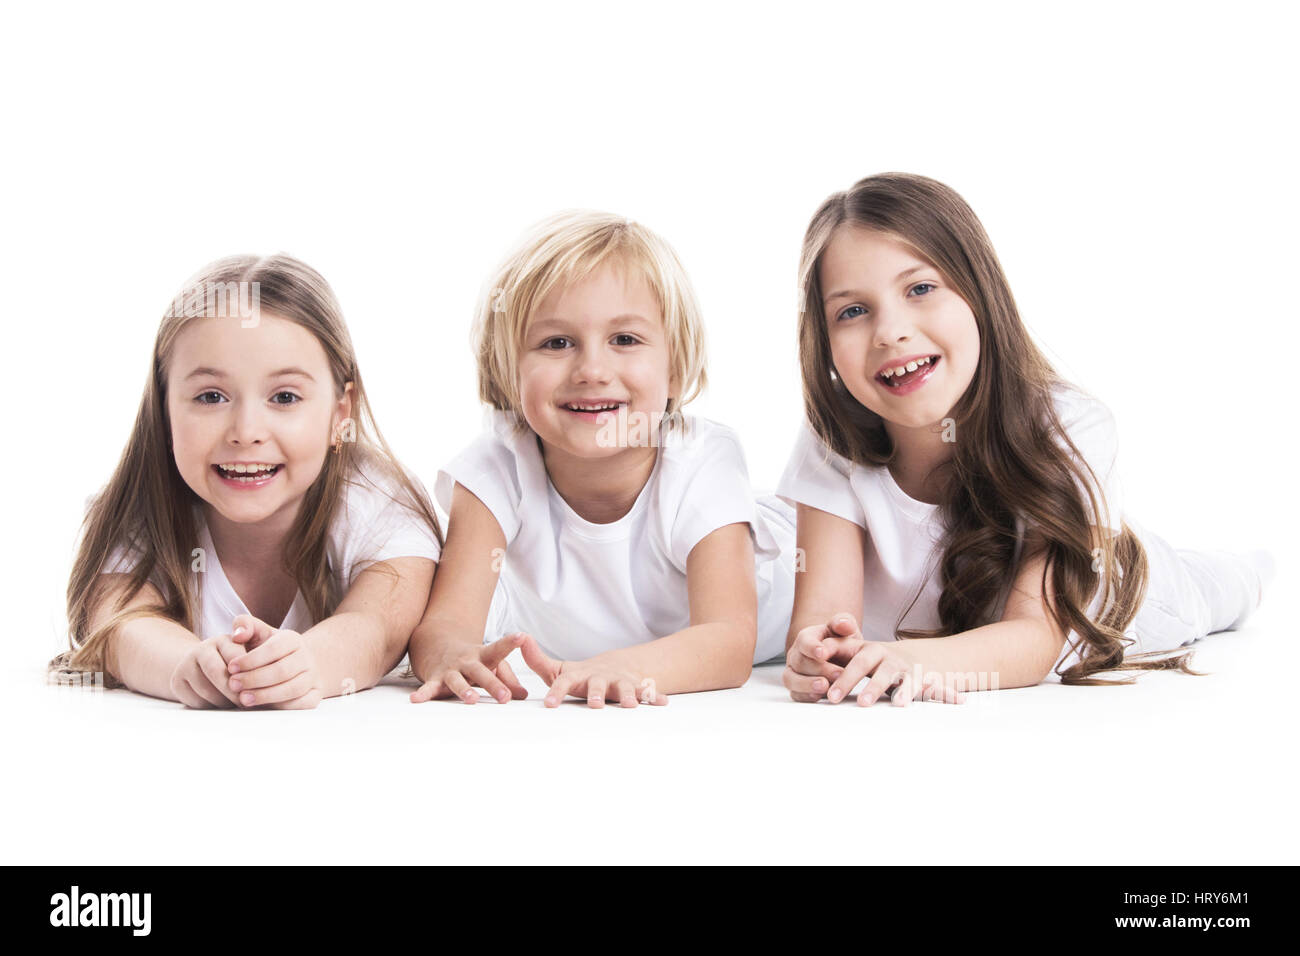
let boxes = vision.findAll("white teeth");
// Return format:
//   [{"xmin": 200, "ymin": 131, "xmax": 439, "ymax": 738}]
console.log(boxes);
[
  {"xmin": 218, "ymin": 463, "xmax": 277, "ymax": 477},
  {"xmin": 881, "ymin": 356, "xmax": 934, "ymax": 380}
]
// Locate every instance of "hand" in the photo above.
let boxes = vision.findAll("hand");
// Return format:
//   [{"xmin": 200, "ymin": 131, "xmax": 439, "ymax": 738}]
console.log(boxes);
[
  {"xmin": 783, "ymin": 613, "xmax": 865, "ymax": 702},
  {"xmin": 519, "ymin": 634, "xmax": 668, "ymax": 709},
  {"xmin": 784, "ymin": 613, "xmax": 964, "ymax": 706},
  {"xmin": 169, "ymin": 633, "xmax": 245, "ymax": 709},
  {"xmin": 409, "ymin": 632, "xmax": 529, "ymax": 704},
  {"xmin": 225, "ymin": 614, "xmax": 323, "ymax": 710}
]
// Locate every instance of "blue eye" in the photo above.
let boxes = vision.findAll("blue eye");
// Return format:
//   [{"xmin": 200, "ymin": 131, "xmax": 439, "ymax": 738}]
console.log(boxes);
[
  {"xmin": 271, "ymin": 391, "xmax": 301, "ymax": 405},
  {"xmin": 194, "ymin": 391, "xmax": 226, "ymax": 405},
  {"xmin": 910, "ymin": 283, "xmax": 936, "ymax": 296},
  {"xmin": 835, "ymin": 305, "xmax": 867, "ymax": 322}
]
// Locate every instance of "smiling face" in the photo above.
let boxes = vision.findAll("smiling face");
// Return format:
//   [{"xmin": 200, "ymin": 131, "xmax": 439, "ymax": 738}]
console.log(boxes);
[
  {"xmin": 517, "ymin": 263, "xmax": 675, "ymax": 461},
  {"xmin": 166, "ymin": 313, "xmax": 352, "ymax": 527},
  {"xmin": 820, "ymin": 226, "xmax": 980, "ymax": 434}
]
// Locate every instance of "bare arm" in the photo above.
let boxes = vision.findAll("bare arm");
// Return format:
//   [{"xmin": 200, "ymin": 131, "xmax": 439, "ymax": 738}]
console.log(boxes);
[
  {"xmin": 785, "ymin": 503, "xmax": 867, "ymax": 651},
  {"xmin": 585, "ymin": 521, "xmax": 760, "ymax": 694},
  {"xmin": 98, "ymin": 576, "xmax": 203, "ymax": 701},
  {"xmin": 889, "ymin": 531, "xmax": 1099, "ymax": 689},
  {"xmin": 295, "ymin": 555, "xmax": 436, "ymax": 697},
  {"xmin": 407, "ymin": 482, "xmax": 505, "ymax": 683}
]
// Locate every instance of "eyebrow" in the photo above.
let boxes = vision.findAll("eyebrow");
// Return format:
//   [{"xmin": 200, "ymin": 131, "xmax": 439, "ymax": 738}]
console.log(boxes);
[
  {"xmin": 824, "ymin": 265, "xmax": 930, "ymax": 304},
  {"xmin": 183, "ymin": 366, "xmax": 317, "ymax": 382},
  {"xmin": 529, "ymin": 314, "xmax": 655, "ymax": 332}
]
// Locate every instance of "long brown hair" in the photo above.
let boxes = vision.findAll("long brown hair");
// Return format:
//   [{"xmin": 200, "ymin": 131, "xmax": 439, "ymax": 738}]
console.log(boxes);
[
  {"xmin": 797, "ymin": 173, "xmax": 1192, "ymax": 684},
  {"xmin": 52, "ymin": 254, "xmax": 442, "ymax": 684}
]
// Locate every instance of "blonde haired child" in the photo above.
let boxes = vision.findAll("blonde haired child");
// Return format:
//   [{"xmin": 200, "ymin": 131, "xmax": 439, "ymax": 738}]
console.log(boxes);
[
  {"xmin": 410, "ymin": 211, "xmax": 793, "ymax": 708},
  {"xmin": 780, "ymin": 173, "xmax": 1273, "ymax": 704},
  {"xmin": 55, "ymin": 254, "xmax": 442, "ymax": 708}
]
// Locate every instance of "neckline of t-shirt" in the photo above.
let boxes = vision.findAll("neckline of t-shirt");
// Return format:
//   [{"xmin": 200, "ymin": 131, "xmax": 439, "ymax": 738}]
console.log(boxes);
[
  {"xmin": 545, "ymin": 449, "xmax": 661, "ymax": 541},
  {"xmin": 196, "ymin": 511, "xmax": 304, "ymax": 633},
  {"xmin": 878, "ymin": 464, "xmax": 941, "ymax": 520}
]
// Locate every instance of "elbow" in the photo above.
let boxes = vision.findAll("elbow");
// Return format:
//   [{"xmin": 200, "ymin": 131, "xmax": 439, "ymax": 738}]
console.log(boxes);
[{"xmin": 722, "ymin": 618, "xmax": 757, "ymax": 689}]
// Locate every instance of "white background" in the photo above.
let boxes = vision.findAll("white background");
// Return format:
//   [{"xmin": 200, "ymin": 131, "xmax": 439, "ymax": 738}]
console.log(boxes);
[{"xmin": 2, "ymin": 0, "xmax": 1296, "ymax": 864}]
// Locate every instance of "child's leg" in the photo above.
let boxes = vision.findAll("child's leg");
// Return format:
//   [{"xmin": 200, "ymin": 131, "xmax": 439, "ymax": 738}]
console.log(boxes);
[{"xmin": 1127, "ymin": 518, "xmax": 1274, "ymax": 655}]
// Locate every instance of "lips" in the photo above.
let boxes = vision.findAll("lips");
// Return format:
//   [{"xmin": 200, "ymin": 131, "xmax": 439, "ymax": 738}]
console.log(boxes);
[
  {"xmin": 212, "ymin": 463, "xmax": 283, "ymax": 486},
  {"xmin": 876, "ymin": 355, "xmax": 940, "ymax": 395}
]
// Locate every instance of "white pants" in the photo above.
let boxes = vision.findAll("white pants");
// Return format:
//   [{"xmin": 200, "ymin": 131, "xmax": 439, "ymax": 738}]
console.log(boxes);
[{"xmin": 1060, "ymin": 517, "xmax": 1264, "ymax": 669}]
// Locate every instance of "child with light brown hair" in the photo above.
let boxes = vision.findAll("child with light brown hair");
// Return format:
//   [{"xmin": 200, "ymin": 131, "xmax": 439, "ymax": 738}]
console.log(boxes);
[{"xmin": 55, "ymin": 254, "xmax": 442, "ymax": 708}]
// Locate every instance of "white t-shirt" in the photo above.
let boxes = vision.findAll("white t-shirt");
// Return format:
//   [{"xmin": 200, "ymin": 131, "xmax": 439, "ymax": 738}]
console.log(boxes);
[
  {"xmin": 101, "ymin": 458, "xmax": 442, "ymax": 640},
  {"xmin": 776, "ymin": 384, "xmax": 1123, "ymax": 647},
  {"xmin": 436, "ymin": 410, "xmax": 795, "ymax": 664}
]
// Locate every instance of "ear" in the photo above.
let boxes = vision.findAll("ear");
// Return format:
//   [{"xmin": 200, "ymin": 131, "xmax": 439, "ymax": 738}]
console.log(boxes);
[{"xmin": 333, "ymin": 382, "xmax": 355, "ymax": 440}]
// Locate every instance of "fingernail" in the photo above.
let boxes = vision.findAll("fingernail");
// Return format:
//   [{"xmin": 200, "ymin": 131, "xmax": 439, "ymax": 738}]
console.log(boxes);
[
  {"xmin": 496, "ymin": 690, "xmax": 508, "ymax": 702},
  {"xmin": 828, "ymin": 688, "xmax": 842, "ymax": 703},
  {"xmin": 240, "ymin": 692, "xmax": 254, "ymax": 705},
  {"xmin": 229, "ymin": 679, "xmax": 241, "ymax": 691},
  {"xmin": 545, "ymin": 696, "xmax": 558, "ymax": 707},
  {"xmin": 233, "ymin": 626, "xmax": 246, "ymax": 637},
  {"xmin": 229, "ymin": 662, "xmax": 240, "ymax": 674}
]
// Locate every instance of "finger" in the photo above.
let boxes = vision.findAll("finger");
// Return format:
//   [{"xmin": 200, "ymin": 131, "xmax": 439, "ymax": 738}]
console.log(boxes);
[
  {"xmin": 586, "ymin": 676, "xmax": 607, "ymax": 709},
  {"xmin": 212, "ymin": 635, "xmax": 243, "ymax": 667},
  {"xmin": 828, "ymin": 644, "xmax": 885, "ymax": 703},
  {"xmin": 196, "ymin": 645, "xmax": 241, "ymax": 706},
  {"xmin": 921, "ymin": 677, "xmax": 965, "ymax": 705},
  {"xmin": 443, "ymin": 669, "xmax": 479, "ymax": 705},
  {"xmin": 482, "ymin": 632, "xmax": 525, "ymax": 669},
  {"xmin": 187, "ymin": 674, "xmax": 231, "ymax": 709},
  {"xmin": 464, "ymin": 661, "xmax": 512, "ymax": 705},
  {"xmin": 269, "ymin": 688, "xmax": 323, "ymax": 710},
  {"xmin": 783, "ymin": 667, "xmax": 830, "ymax": 700},
  {"xmin": 410, "ymin": 678, "xmax": 443, "ymax": 703},
  {"xmin": 858, "ymin": 659, "xmax": 909, "ymax": 708},
  {"xmin": 787, "ymin": 646, "xmax": 843, "ymax": 680},
  {"xmin": 518, "ymin": 633, "xmax": 562, "ymax": 684},
  {"xmin": 495, "ymin": 659, "xmax": 528, "ymax": 700},
  {"xmin": 828, "ymin": 613, "xmax": 860, "ymax": 636},
  {"xmin": 230, "ymin": 649, "xmax": 308, "ymax": 691},
  {"xmin": 239, "ymin": 671, "xmax": 315, "ymax": 708},
  {"xmin": 792, "ymin": 625, "xmax": 832, "ymax": 661},
  {"xmin": 173, "ymin": 676, "xmax": 211, "ymax": 709},
  {"xmin": 228, "ymin": 631, "xmax": 295, "ymax": 674},
  {"xmin": 544, "ymin": 672, "xmax": 577, "ymax": 708},
  {"xmin": 615, "ymin": 679, "xmax": 637, "ymax": 708},
  {"xmin": 891, "ymin": 672, "xmax": 916, "ymax": 707},
  {"xmin": 638, "ymin": 678, "xmax": 667, "ymax": 706},
  {"xmin": 230, "ymin": 614, "xmax": 275, "ymax": 650}
]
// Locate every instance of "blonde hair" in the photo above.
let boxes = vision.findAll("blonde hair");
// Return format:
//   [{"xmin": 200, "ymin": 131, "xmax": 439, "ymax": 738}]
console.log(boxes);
[
  {"xmin": 473, "ymin": 210, "xmax": 707, "ymax": 424},
  {"xmin": 52, "ymin": 253, "xmax": 443, "ymax": 684}
]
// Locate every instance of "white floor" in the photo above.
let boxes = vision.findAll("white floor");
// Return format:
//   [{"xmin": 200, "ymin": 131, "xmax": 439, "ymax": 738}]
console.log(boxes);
[{"xmin": 6, "ymin": 588, "xmax": 1297, "ymax": 867}]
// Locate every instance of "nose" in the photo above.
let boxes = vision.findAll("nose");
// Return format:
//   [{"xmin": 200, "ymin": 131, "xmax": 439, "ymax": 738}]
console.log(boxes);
[
  {"xmin": 571, "ymin": 344, "xmax": 613, "ymax": 385},
  {"xmin": 870, "ymin": 301, "xmax": 914, "ymax": 351},
  {"xmin": 225, "ymin": 398, "xmax": 268, "ymax": 447}
]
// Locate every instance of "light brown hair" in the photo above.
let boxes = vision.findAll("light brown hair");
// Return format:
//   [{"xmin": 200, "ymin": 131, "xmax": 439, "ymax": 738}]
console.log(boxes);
[{"xmin": 797, "ymin": 173, "xmax": 1191, "ymax": 684}]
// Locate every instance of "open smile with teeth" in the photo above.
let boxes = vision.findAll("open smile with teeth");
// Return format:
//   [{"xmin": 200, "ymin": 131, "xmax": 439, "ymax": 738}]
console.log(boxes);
[
  {"xmin": 562, "ymin": 402, "xmax": 625, "ymax": 412},
  {"xmin": 213, "ymin": 462, "xmax": 282, "ymax": 482},
  {"xmin": 878, "ymin": 355, "xmax": 939, "ymax": 388}
]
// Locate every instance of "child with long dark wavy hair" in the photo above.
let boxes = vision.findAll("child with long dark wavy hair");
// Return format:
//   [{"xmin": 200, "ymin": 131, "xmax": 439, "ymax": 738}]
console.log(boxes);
[
  {"xmin": 52, "ymin": 254, "xmax": 442, "ymax": 708},
  {"xmin": 780, "ymin": 173, "xmax": 1273, "ymax": 703}
]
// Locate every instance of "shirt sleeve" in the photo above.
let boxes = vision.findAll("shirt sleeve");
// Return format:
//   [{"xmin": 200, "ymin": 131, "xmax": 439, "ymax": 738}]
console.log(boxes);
[
  {"xmin": 335, "ymin": 467, "xmax": 443, "ymax": 590},
  {"xmin": 434, "ymin": 428, "xmax": 525, "ymax": 544},
  {"xmin": 666, "ymin": 422, "xmax": 779, "ymax": 570},
  {"xmin": 775, "ymin": 419, "xmax": 867, "ymax": 529},
  {"xmin": 1054, "ymin": 390, "xmax": 1124, "ymax": 533}
]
